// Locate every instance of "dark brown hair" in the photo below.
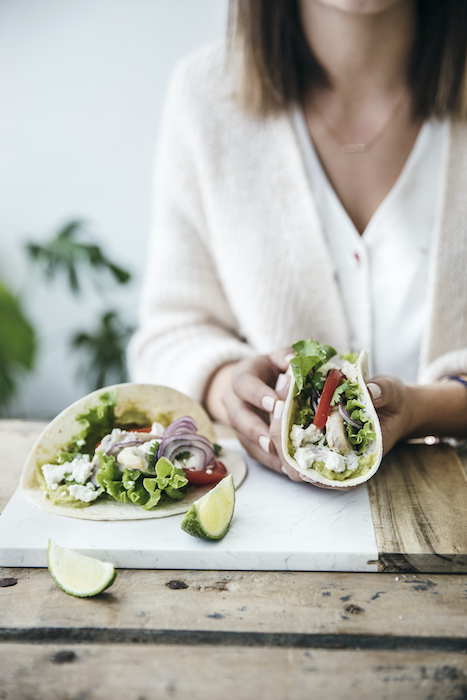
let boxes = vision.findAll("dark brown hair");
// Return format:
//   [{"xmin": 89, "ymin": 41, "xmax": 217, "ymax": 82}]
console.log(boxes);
[{"xmin": 228, "ymin": 0, "xmax": 467, "ymax": 119}]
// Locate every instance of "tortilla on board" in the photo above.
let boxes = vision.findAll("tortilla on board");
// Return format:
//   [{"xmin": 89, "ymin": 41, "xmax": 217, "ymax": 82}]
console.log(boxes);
[{"xmin": 21, "ymin": 383, "xmax": 247, "ymax": 520}]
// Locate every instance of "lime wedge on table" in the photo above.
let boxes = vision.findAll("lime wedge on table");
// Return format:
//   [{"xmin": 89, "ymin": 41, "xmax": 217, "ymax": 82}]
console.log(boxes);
[
  {"xmin": 181, "ymin": 473, "xmax": 235, "ymax": 540},
  {"xmin": 47, "ymin": 540, "xmax": 116, "ymax": 597}
]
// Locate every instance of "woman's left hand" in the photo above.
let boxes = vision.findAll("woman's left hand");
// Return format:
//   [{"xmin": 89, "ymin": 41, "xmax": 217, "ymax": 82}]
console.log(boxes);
[{"xmin": 365, "ymin": 376, "xmax": 413, "ymax": 454}]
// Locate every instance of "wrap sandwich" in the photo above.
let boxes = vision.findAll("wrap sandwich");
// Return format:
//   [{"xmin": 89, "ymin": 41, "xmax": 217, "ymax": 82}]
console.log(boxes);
[
  {"xmin": 281, "ymin": 338, "xmax": 383, "ymax": 487},
  {"xmin": 21, "ymin": 383, "xmax": 246, "ymax": 520}
]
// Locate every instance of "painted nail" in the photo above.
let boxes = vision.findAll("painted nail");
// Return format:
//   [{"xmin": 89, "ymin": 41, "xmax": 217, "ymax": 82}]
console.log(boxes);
[
  {"xmin": 275, "ymin": 373, "xmax": 287, "ymax": 392},
  {"xmin": 259, "ymin": 435, "xmax": 271, "ymax": 454},
  {"xmin": 285, "ymin": 353, "xmax": 294, "ymax": 364},
  {"xmin": 273, "ymin": 400, "xmax": 284, "ymax": 420},
  {"xmin": 261, "ymin": 395, "xmax": 276, "ymax": 413},
  {"xmin": 367, "ymin": 383, "xmax": 382, "ymax": 400},
  {"xmin": 281, "ymin": 466, "xmax": 288, "ymax": 475}
]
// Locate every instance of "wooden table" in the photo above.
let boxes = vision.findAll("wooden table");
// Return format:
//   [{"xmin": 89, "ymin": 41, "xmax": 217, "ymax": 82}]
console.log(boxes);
[{"xmin": 1, "ymin": 420, "xmax": 466, "ymax": 699}]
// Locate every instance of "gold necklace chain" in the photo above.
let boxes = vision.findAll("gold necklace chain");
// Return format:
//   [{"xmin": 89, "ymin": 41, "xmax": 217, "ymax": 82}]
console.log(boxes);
[{"xmin": 314, "ymin": 90, "xmax": 408, "ymax": 154}]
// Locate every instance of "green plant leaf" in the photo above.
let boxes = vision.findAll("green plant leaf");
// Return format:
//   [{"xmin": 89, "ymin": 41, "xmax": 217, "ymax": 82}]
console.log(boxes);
[
  {"xmin": 26, "ymin": 220, "xmax": 131, "ymax": 295},
  {"xmin": 71, "ymin": 310, "xmax": 134, "ymax": 391},
  {"xmin": 0, "ymin": 281, "xmax": 37, "ymax": 408}
]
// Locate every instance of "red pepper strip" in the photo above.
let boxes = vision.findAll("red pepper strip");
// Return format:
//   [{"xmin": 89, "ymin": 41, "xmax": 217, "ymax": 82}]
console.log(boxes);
[{"xmin": 313, "ymin": 369, "xmax": 344, "ymax": 430}]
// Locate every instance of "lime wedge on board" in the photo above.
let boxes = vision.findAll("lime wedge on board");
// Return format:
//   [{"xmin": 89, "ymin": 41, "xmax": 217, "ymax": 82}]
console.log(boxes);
[
  {"xmin": 181, "ymin": 473, "xmax": 235, "ymax": 540},
  {"xmin": 47, "ymin": 539, "xmax": 116, "ymax": 597}
]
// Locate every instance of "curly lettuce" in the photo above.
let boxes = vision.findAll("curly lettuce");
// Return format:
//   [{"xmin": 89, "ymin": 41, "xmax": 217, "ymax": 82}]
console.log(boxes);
[{"xmin": 96, "ymin": 454, "xmax": 189, "ymax": 510}]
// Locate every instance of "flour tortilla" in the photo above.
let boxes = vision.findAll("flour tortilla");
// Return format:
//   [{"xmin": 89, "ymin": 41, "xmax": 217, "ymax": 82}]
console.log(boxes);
[
  {"xmin": 281, "ymin": 350, "xmax": 383, "ymax": 488},
  {"xmin": 21, "ymin": 383, "xmax": 247, "ymax": 520}
]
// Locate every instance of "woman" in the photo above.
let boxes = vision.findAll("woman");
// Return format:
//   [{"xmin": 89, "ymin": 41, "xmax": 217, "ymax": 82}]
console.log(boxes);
[{"xmin": 128, "ymin": 0, "xmax": 467, "ymax": 484}]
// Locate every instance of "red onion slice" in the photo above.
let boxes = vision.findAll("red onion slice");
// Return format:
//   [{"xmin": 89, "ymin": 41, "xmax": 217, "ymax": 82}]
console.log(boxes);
[
  {"xmin": 156, "ymin": 416, "xmax": 216, "ymax": 470},
  {"xmin": 338, "ymin": 401, "xmax": 363, "ymax": 429}
]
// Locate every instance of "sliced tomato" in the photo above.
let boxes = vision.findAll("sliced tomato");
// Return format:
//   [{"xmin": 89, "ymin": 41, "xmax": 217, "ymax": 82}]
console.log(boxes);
[
  {"xmin": 184, "ymin": 460, "xmax": 228, "ymax": 485},
  {"xmin": 313, "ymin": 369, "xmax": 344, "ymax": 430}
]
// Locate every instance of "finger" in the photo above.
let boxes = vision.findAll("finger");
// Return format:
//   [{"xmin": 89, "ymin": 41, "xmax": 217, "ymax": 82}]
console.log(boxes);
[
  {"xmin": 274, "ymin": 371, "xmax": 291, "ymax": 401},
  {"xmin": 367, "ymin": 381, "xmax": 383, "ymax": 406},
  {"xmin": 267, "ymin": 400, "xmax": 302, "ymax": 482},
  {"xmin": 224, "ymin": 390, "xmax": 274, "ymax": 457},
  {"xmin": 232, "ymin": 358, "xmax": 279, "ymax": 413},
  {"xmin": 268, "ymin": 347, "xmax": 294, "ymax": 372},
  {"xmin": 236, "ymin": 433, "xmax": 283, "ymax": 473},
  {"xmin": 367, "ymin": 375, "xmax": 400, "ymax": 408}
]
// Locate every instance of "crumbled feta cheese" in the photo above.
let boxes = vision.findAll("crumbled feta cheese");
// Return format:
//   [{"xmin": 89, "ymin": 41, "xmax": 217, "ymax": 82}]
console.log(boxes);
[
  {"xmin": 290, "ymin": 423, "xmax": 322, "ymax": 449},
  {"xmin": 293, "ymin": 447, "xmax": 318, "ymax": 470},
  {"xmin": 70, "ymin": 454, "xmax": 93, "ymax": 484},
  {"xmin": 139, "ymin": 439, "xmax": 158, "ymax": 456},
  {"xmin": 150, "ymin": 422, "xmax": 165, "ymax": 437},
  {"xmin": 174, "ymin": 454, "xmax": 197, "ymax": 471},
  {"xmin": 67, "ymin": 483, "xmax": 100, "ymax": 502},
  {"xmin": 325, "ymin": 452, "xmax": 346, "ymax": 473},
  {"xmin": 341, "ymin": 360, "xmax": 359, "ymax": 384},
  {"xmin": 126, "ymin": 480, "xmax": 135, "ymax": 488},
  {"xmin": 41, "ymin": 462, "xmax": 72, "ymax": 490},
  {"xmin": 42, "ymin": 454, "xmax": 93, "ymax": 490}
]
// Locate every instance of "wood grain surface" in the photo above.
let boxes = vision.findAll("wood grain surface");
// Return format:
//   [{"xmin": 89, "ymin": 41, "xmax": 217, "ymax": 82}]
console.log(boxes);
[
  {"xmin": 1, "ymin": 420, "xmax": 467, "ymax": 700},
  {"xmin": 367, "ymin": 444, "xmax": 467, "ymax": 572},
  {"xmin": 1, "ymin": 644, "xmax": 466, "ymax": 700}
]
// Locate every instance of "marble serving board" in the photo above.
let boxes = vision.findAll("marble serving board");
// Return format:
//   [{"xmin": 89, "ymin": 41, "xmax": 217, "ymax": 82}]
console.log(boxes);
[{"xmin": 0, "ymin": 439, "xmax": 379, "ymax": 572}]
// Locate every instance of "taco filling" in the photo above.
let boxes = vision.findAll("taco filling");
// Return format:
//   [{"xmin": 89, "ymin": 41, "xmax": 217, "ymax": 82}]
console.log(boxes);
[
  {"xmin": 286, "ymin": 338, "xmax": 380, "ymax": 482},
  {"xmin": 36, "ymin": 391, "xmax": 226, "ymax": 510}
]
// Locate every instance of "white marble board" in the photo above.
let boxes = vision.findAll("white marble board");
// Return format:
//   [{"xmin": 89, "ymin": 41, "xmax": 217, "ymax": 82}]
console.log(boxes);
[{"xmin": 0, "ymin": 440, "xmax": 378, "ymax": 571}]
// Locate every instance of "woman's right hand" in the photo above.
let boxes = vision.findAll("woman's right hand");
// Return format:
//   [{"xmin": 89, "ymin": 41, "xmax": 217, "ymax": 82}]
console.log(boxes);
[{"xmin": 205, "ymin": 350, "xmax": 303, "ymax": 482}]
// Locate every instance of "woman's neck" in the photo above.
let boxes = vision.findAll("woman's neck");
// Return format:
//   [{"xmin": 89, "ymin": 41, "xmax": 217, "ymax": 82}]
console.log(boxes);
[{"xmin": 299, "ymin": 0, "xmax": 416, "ymax": 102}]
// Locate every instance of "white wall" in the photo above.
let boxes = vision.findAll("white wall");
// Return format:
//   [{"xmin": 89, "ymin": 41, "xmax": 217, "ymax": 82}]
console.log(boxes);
[{"xmin": 0, "ymin": 0, "xmax": 228, "ymax": 419}]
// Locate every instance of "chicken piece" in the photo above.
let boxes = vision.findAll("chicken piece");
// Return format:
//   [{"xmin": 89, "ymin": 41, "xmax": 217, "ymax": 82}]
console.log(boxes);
[{"xmin": 325, "ymin": 408, "xmax": 351, "ymax": 455}]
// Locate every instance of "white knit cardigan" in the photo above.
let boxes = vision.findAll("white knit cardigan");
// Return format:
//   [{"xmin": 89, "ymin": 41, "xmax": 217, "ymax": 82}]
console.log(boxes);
[{"xmin": 128, "ymin": 42, "xmax": 467, "ymax": 403}]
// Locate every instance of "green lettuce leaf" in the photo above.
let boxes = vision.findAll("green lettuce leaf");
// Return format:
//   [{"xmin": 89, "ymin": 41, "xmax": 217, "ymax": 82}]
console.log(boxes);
[
  {"xmin": 95, "ymin": 453, "xmax": 189, "ymax": 510},
  {"xmin": 290, "ymin": 339, "xmax": 336, "ymax": 393}
]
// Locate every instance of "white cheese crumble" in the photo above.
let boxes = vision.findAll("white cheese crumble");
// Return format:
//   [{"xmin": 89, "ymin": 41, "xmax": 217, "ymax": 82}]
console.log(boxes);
[
  {"xmin": 41, "ymin": 462, "xmax": 71, "ymax": 490},
  {"xmin": 67, "ymin": 483, "xmax": 100, "ymax": 502},
  {"xmin": 173, "ymin": 454, "xmax": 197, "ymax": 471},
  {"xmin": 290, "ymin": 423, "xmax": 322, "ymax": 450},
  {"xmin": 325, "ymin": 452, "xmax": 346, "ymax": 473},
  {"xmin": 293, "ymin": 445, "xmax": 353, "ymax": 474},
  {"xmin": 69, "ymin": 454, "xmax": 93, "ymax": 484},
  {"xmin": 138, "ymin": 439, "xmax": 159, "ymax": 456},
  {"xmin": 150, "ymin": 422, "xmax": 165, "ymax": 437},
  {"xmin": 41, "ymin": 454, "xmax": 93, "ymax": 490},
  {"xmin": 341, "ymin": 360, "xmax": 359, "ymax": 384}
]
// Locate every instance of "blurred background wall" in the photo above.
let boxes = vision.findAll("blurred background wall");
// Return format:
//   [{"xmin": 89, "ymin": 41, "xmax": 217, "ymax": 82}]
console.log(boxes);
[{"xmin": 0, "ymin": 0, "xmax": 228, "ymax": 419}]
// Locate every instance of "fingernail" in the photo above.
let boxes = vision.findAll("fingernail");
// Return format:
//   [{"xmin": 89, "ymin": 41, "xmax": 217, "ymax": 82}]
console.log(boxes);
[
  {"xmin": 261, "ymin": 395, "xmax": 276, "ymax": 413},
  {"xmin": 274, "ymin": 400, "xmax": 284, "ymax": 420},
  {"xmin": 259, "ymin": 435, "xmax": 271, "ymax": 454},
  {"xmin": 281, "ymin": 466, "xmax": 288, "ymax": 475},
  {"xmin": 275, "ymin": 373, "xmax": 287, "ymax": 392},
  {"xmin": 367, "ymin": 382, "xmax": 382, "ymax": 400},
  {"xmin": 285, "ymin": 353, "xmax": 294, "ymax": 364}
]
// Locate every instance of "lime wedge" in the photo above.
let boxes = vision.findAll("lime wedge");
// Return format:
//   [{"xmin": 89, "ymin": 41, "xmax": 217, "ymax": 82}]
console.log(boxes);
[
  {"xmin": 47, "ymin": 539, "xmax": 116, "ymax": 597},
  {"xmin": 181, "ymin": 473, "xmax": 235, "ymax": 540}
]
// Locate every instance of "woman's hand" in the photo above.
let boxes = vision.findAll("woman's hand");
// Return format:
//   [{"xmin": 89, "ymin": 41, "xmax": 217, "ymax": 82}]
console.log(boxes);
[
  {"xmin": 205, "ymin": 349, "xmax": 303, "ymax": 482},
  {"xmin": 366, "ymin": 376, "xmax": 412, "ymax": 454},
  {"xmin": 366, "ymin": 374, "xmax": 467, "ymax": 450}
]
